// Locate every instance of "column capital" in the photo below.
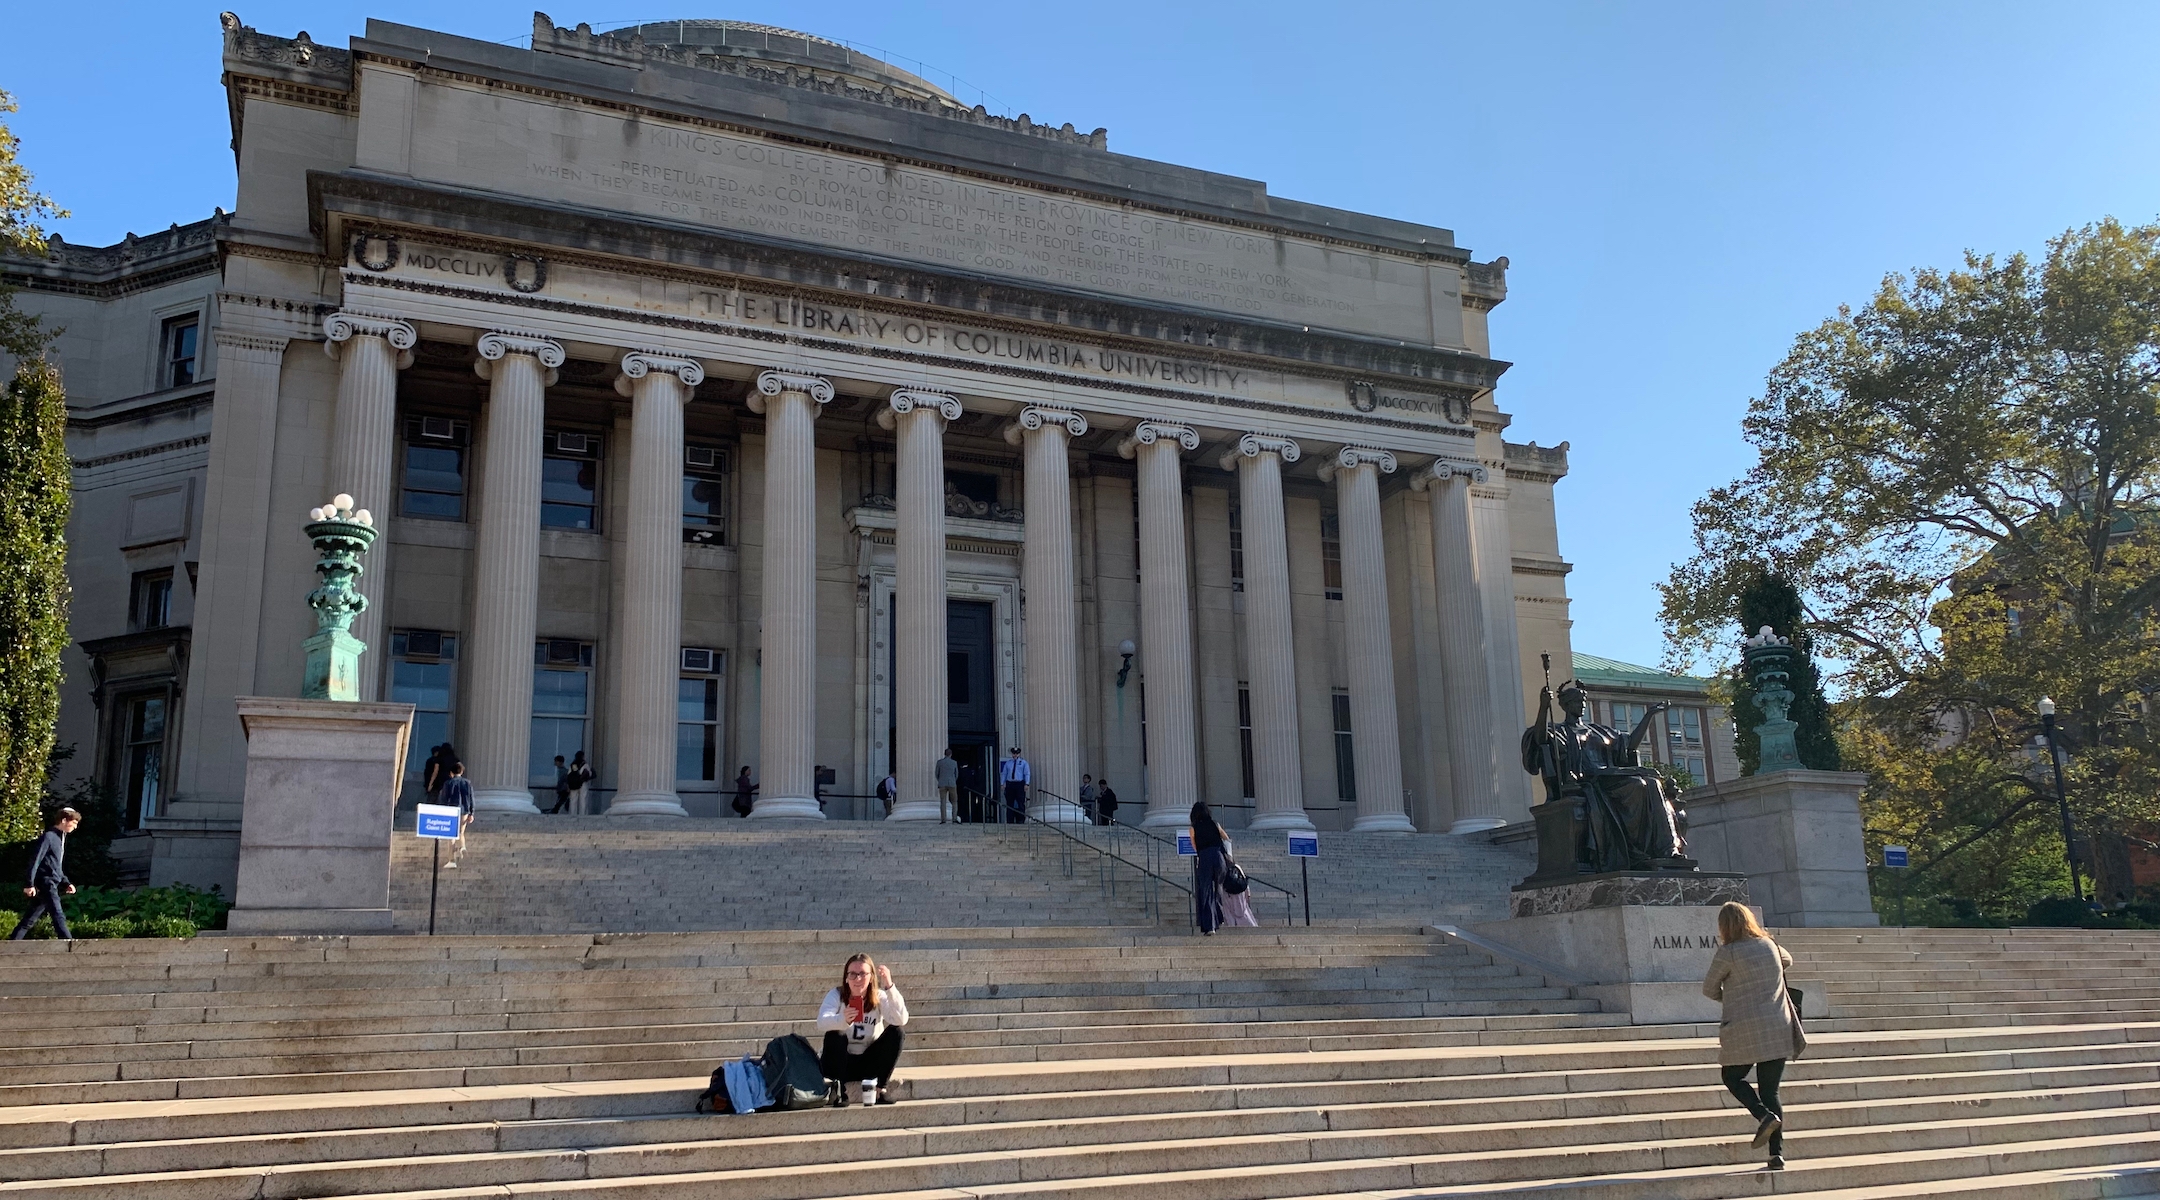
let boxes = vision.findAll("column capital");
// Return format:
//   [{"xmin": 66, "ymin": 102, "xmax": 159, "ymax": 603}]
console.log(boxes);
[
  {"xmin": 1409, "ymin": 456, "xmax": 1488, "ymax": 491},
  {"xmin": 475, "ymin": 331, "xmax": 565, "ymax": 385},
  {"xmin": 1116, "ymin": 420, "xmax": 1199, "ymax": 459},
  {"xmin": 750, "ymin": 369, "xmax": 835, "ymax": 414},
  {"xmin": 1217, "ymin": 432, "xmax": 1302, "ymax": 472},
  {"xmin": 1317, "ymin": 444, "xmax": 1398, "ymax": 483},
  {"xmin": 614, "ymin": 351, "xmax": 705, "ymax": 397},
  {"xmin": 1002, "ymin": 405, "xmax": 1087, "ymax": 444},
  {"xmin": 879, "ymin": 388, "xmax": 962, "ymax": 430},
  {"xmin": 322, "ymin": 310, "xmax": 417, "ymax": 364}
]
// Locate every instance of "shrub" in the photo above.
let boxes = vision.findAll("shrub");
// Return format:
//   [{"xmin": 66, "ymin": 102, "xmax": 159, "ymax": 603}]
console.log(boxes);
[
  {"xmin": 72, "ymin": 915, "xmax": 134, "ymax": 939},
  {"xmin": 132, "ymin": 915, "xmax": 195, "ymax": 939}
]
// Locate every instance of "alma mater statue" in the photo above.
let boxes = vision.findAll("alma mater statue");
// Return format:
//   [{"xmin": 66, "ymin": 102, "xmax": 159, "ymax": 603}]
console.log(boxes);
[{"xmin": 1519, "ymin": 653, "xmax": 1694, "ymax": 877}]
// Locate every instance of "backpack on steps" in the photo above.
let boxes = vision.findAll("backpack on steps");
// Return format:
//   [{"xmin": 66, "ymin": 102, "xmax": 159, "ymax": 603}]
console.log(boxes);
[{"xmin": 759, "ymin": 1034, "xmax": 830, "ymax": 1111}]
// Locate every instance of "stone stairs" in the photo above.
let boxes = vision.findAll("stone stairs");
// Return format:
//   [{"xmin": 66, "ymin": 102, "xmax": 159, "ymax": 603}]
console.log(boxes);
[
  {"xmin": 1, "ymin": 926, "xmax": 2159, "ymax": 1197},
  {"xmin": 386, "ymin": 818, "xmax": 1535, "ymax": 935}
]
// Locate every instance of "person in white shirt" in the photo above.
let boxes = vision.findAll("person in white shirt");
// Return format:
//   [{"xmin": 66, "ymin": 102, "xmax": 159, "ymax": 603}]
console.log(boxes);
[
  {"xmin": 998, "ymin": 747, "xmax": 1031, "ymax": 823},
  {"xmin": 816, "ymin": 953, "xmax": 909, "ymax": 1104}
]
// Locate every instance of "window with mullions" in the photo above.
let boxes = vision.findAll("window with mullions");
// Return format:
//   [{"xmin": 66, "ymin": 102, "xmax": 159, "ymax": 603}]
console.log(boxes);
[
  {"xmin": 676, "ymin": 648, "xmax": 725, "ymax": 783},
  {"xmin": 683, "ymin": 445, "xmax": 728, "ymax": 545},
  {"xmin": 161, "ymin": 315, "xmax": 199, "ymax": 388},
  {"xmin": 542, "ymin": 431, "xmax": 602, "ymax": 531},
  {"xmin": 116, "ymin": 693, "xmax": 166, "ymax": 829},
  {"xmin": 530, "ymin": 639, "xmax": 593, "ymax": 785},
  {"xmin": 1332, "ymin": 691, "xmax": 1356, "ymax": 802},
  {"xmin": 1238, "ymin": 685, "xmax": 1255, "ymax": 800},
  {"xmin": 402, "ymin": 417, "xmax": 470, "ymax": 521},
  {"xmin": 1609, "ymin": 702, "xmax": 1657, "ymax": 764},
  {"xmin": 1320, "ymin": 512, "xmax": 1343, "ymax": 600},
  {"xmin": 390, "ymin": 631, "xmax": 457, "ymax": 786},
  {"xmin": 1669, "ymin": 706, "xmax": 1708, "ymax": 783},
  {"xmin": 130, "ymin": 569, "xmax": 173, "ymax": 632}
]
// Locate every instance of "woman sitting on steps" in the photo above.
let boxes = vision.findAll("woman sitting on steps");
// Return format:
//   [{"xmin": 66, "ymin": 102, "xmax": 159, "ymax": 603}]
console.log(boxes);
[{"xmin": 816, "ymin": 953, "xmax": 909, "ymax": 1105}]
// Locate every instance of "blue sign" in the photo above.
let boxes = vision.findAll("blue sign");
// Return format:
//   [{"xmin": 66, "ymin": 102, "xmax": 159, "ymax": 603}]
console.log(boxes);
[
  {"xmin": 1175, "ymin": 829, "xmax": 1195, "ymax": 856},
  {"xmin": 416, "ymin": 803, "xmax": 462, "ymax": 840},
  {"xmin": 1287, "ymin": 832, "xmax": 1319, "ymax": 859},
  {"xmin": 1882, "ymin": 845, "xmax": 1909, "ymax": 869}
]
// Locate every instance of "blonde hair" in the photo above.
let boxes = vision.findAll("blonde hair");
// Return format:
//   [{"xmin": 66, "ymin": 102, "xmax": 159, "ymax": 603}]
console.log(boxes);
[
  {"xmin": 840, "ymin": 953, "xmax": 881, "ymax": 1011},
  {"xmin": 1716, "ymin": 901, "xmax": 1768, "ymax": 944}
]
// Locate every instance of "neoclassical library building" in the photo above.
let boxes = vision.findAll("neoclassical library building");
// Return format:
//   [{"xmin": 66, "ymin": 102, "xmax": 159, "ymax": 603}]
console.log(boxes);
[{"xmin": 9, "ymin": 15, "xmax": 1598, "ymax": 890}]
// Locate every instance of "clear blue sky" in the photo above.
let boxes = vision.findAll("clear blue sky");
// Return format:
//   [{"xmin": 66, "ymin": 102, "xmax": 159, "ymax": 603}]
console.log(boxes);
[{"xmin": 9, "ymin": 2, "xmax": 2158, "ymax": 672}]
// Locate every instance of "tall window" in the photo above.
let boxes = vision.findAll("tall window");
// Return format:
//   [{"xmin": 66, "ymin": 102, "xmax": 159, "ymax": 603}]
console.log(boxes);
[
  {"xmin": 542, "ymin": 431, "xmax": 602, "ymax": 531},
  {"xmin": 1228, "ymin": 502, "xmax": 1245, "ymax": 593},
  {"xmin": 390, "ymin": 630, "xmax": 457, "ymax": 786},
  {"xmin": 683, "ymin": 445, "xmax": 728, "ymax": 545},
  {"xmin": 677, "ymin": 648, "xmax": 725, "ymax": 782},
  {"xmin": 402, "ymin": 417, "xmax": 470, "ymax": 521},
  {"xmin": 129, "ymin": 569, "xmax": 173, "ymax": 632},
  {"xmin": 530, "ymin": 639, "xmax": 593, "ymax": 785},
  {"xmin": 1609, "ymin": 701, "xmax": 1657, "ymax": 764},
  {"xmin": 117, "ymin": 693, "xmax": 166, "ymax": 829},
  {"xmin": 161, "ymin": 315, "xmax": 199, "ymax": 388},
  {"xmin": 1237, "ymin": 685, "xmax": 1255, "ymax": 800},
  {"xmin": 1320, "ymin": 512, "xmax": 1343, "ymax": 600},
  {"xmin": 1332, "ymin": 690, "xmax": 1356, "ymax": 802},
  {"xmin": 1670, "ymin": 706, "xmax": 1708, "ymax": 783}
]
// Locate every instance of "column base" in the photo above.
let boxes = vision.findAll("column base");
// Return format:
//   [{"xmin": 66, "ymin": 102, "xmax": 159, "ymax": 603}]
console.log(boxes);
[
  {"xmin": 1351, "ymin": 811, "xmax": 1418, "ymax": 833},
  {"xmin": 1030, "ymin": 800, "xmax": 1090, "ymax": 825},
  {"xmin": 473, "ymin": 788, "xmax": 540, "ymax": 814},
  {"xmin": 609, "ymin": 791, "xmax": 688, "ymax": 817},
  {"xmin": 1140, "ymin": 807, "xmax": 1187, "ymax": 829},
  {"xmin": 1448, "ymin": 817, "xmax": 1510, "ymax": 835},
  {"xmin": 886, "ymin": 800, "xmax": 941, "ymax": 822},
  {"xmin": 748, "ymin": 796, "xmax": 827, "ymax": 820},
  {"xmin": 1248, "ymin": 809, "xmax": 1316, "ymax": 833}
]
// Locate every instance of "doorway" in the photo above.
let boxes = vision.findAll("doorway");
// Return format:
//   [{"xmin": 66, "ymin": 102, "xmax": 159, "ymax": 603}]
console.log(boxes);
[{"xmin": 947, "ymin": 599, "xmax": 998, "ymax": 820}]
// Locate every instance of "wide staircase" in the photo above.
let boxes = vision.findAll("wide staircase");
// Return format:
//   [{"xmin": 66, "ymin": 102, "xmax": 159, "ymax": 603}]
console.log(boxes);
[
  {"xmin": 386, "ymin": 817, "xmax": 1536, "ymax": 934},
  {"xmin": 2, "ymin": 925, "xmax": 2159, "ymax": 1197}
]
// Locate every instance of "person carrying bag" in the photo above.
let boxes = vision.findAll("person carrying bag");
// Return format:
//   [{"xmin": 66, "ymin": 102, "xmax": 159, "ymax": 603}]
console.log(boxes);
[{"xmin": 1701, "ymin": 901, "xmax": 1806, "ymax": 1171}]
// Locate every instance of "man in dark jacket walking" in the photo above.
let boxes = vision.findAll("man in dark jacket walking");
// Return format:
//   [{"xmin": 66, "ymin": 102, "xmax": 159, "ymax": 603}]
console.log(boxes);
[{"xmin": 11, "ymin": 807, "xmax": 80, "ymax": 940}]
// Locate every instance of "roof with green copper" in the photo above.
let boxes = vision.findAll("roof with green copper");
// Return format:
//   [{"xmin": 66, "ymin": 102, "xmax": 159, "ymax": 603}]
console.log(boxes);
[{"xmin": 1571, "ymin": 652, "xmax": 1714, "ymax": 697}]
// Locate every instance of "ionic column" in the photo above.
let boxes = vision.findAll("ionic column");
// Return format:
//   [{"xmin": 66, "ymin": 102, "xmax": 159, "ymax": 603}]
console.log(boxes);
[
  {"xmin": 322, "ymin": 310, "xmax": 415, "ymax": 698},
  {"xmin": 465, "ymin": 332, "xmax": 563, "ymax": 813},
  {"xmin": 1413, "ymin": 460, "xmax": 1497, "ymax": 829},
  {"xmin": 1219, "ymin": 434, "xmax": 1311, "ymax": 833},
  {"xmin": 1005, "ymin": 407, "xmax": 1089, "ymax": 823},
  {"xmin": 746, "ymin": 370, "xmax": 834, "ymax": 819},
  {"xmin": 1118, "ymin": 421, "xmax": 1201, "ymax": 828},
  {"xmin": 608, "ymin": 352, "xmax": 705, "ymax": 817},
  {"xmin": 882, "ymin": 389, "xmax": 962, "ymax": 822},
  {"xmin": 1320, "ymin": 446, "xmax": 1414, "ymax": 832},
  {"xmin": 1471, "ymin": 475, "xmax": 1533, "ymax": 816}
]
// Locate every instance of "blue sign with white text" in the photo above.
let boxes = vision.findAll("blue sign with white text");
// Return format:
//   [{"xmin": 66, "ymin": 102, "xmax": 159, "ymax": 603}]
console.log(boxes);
[
  {"xmin": 1287, "ymin": 832, "xmax": 1319, "ymax": 858},
  {"xmin": 1176, "ymin": 829, "xmax": 1195, "ymax": 856},
  {"xmin": 416, "ymin": 804, "xmax": 462, "ymax": 840},
  {"xmin": 1882, "ymin": 845, "xmax": 1909, "ymax": 869}
]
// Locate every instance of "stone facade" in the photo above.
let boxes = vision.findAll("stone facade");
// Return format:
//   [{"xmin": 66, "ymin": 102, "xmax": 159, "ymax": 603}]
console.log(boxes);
[{"xmin": 1, "ymin": 14, "xmax": 1582, "ymax": 893}]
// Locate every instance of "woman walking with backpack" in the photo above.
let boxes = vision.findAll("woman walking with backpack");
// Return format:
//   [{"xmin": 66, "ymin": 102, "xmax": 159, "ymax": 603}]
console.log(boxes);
[
  {"xmin": 1702, "ymin": 900, "xmax": 1805, "ymax": 1171},
  {"xmin": 1189, "ymin": 802, "xmax": 1227, "ymax": 935},
  {"xmin": 816, "ymin": 953, "xmax": 909, "ymax": 1105}
]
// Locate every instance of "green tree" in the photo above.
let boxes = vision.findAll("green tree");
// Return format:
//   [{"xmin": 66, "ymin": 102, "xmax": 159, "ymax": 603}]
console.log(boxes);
[
  {"xmin": 1662, "ymin": 218, "xmax": 2160, "ymax": 917},
  {"xmin": 0, "ymin": 88, "xmax": 68, "ymax": 358},
  {"xmin": 1727, "ymin": 566, "xmax": 1842, "ymax": 774}
]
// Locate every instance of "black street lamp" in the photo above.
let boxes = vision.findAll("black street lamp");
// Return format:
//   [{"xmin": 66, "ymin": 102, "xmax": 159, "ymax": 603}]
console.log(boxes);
[{"xmin": 2037, "ymin": 697, "xmax": 2083, "ymax": 904}]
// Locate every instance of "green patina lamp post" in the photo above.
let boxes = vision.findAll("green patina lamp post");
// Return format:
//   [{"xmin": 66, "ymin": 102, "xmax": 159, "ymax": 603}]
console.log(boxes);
[
  {"xmin": 302, "ymin": 493, "xmax": 379, "ymax": 702},
  {"xmin": 1741, "ymin": 626, "xmax": 1803, "ymax": 774}
]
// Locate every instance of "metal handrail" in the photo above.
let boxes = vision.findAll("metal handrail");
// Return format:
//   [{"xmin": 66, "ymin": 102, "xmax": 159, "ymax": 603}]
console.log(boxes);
[
  {"xmin": 1019, "ymin": 788, "xmax": 1191, "ymax": 925},
  {"xmin": 1095, "ymin": 814, "xmax": 1300, "ymax": 925}
]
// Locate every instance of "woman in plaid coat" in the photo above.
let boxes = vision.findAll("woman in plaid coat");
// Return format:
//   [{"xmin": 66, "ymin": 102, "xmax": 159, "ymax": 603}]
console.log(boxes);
[{"xmin": 1701, "ymin": 901, "xmax": 1805, "ymax": 1170}]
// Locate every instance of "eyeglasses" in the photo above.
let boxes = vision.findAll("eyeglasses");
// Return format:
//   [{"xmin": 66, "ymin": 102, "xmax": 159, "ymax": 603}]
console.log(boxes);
[{"xmin": 846, "ymin": 969, "xmax": 870, "ymax": 977}]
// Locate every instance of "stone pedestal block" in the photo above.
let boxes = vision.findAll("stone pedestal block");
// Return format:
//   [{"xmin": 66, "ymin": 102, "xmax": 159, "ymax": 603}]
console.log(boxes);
[
  {"xmin": 1511, "ymin": 869, "xmax": 1748, "ymax": 918},
  {"xmin": 225, "ymin": 697, "xmax": 414, "ymax": 934},
  {"xmin": 1683, "ymin": 769, "xmax": 1880, "ymax": 928}
]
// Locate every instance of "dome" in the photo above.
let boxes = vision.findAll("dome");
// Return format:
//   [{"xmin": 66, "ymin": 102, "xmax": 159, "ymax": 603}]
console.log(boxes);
[{"xmin": 608, "ymin": 20, "xmax": 957, "ymax": 105}]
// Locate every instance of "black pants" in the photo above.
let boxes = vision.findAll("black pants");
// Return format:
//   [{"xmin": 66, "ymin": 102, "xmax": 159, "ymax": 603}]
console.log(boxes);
[
  {"xmin": 1721, "ymin": 1059, "xmax": 1786, "ymax": 1155},
  {"xmin": 1002, "ymin": 780, "xmax": 1027, "ymax": 822},
  {"xmin": 821, "ymin": 1028, "xmax": 905, "ymax": 1085},
  {"xmin": 1194, "ymin": 846, "xmax": 1226, "ymax": 933},
  {"xmin": 10, "ymin": 886, "xmax": 71, "ymax": 940}
]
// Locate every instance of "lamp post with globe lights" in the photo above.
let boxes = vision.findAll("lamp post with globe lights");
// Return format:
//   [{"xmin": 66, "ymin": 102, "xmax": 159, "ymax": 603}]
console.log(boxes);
[
  {"xmin": 2037, "ymin": 697, "xmax": 2083, "ymax": 905},
  {"xmin": 301, "ymin": 493, "xmax": 379, "ymax": 702}
]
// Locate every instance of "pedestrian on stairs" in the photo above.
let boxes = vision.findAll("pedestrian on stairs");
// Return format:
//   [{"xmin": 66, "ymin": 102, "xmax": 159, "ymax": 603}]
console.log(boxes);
[
  {"xmin": 10, "ymin": 807, "xmax": 79, "ymax": 941},
  {"xmin": 1189, "ymin": 802, "xmax": 1228, "ymax": 935},
  {"xmin": 1094, "ymin": 779, "xmax": 1118, "ymax": 826},
  {"xmin": 547, "ymin": 755, "xmax": 572, "ymax": 813},
  {"xmin": 935, "ymin": 750, "xmax": 959, "ymax": 823},
  {"xmin": 999, "ymin": 747, "xmax": 1030, "ymax": 823},
  {"xmin": 877, "ymin": 771, "xmax": 897, "ymax": 817},
  {"xmin": 1702, "ymin": 900, "xmax": 1805, "ymax": 1171},
  {"xmin": 566, "ymin": 752, "xmax": 593, "ymax": 815},
  {"xmin": 439, "ymin": 761, "xmax": 475, "ymax": 868},
  {"xmin": 733, "ymin": 766, "xmax": 756, "ymax": 817},
  {"xmin": 816, "ymin": 953, "xmax": 909, "ymax": 1105}
]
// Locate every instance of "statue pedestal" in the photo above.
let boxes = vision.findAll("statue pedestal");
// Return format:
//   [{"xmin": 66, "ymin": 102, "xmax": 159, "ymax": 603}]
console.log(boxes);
[
  {"xmin": 1468, "ymin": 871, "xmax": 1825, "ymax": 1025},
  {"xmin": 224, "ymin": 697, "xmax": 413, "ymax": 935},
  {"xmin": 1681, "ymin": 769, "xmax": 1880, "ymax": 928}
]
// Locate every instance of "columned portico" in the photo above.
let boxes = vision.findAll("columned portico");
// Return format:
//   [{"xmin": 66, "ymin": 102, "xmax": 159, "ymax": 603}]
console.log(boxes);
[
  {"xmin": 465, "ymin": 331, "xmax": 563, "ymax": 813},
  {"xmin": 608, "ymin": 352, "xmax": 705, "ymax": 816},
  {"xmin": 883, "ymin": 388, "xmax": 962, "ymax": 822},
  {"xmin": 1221, "ymin": 434, "xmax": 1312, "ymax": 833},
  {"xmin": 1007, "ymin": 407, "xmax": 1089, "ymax": 823},
  {"xmin": 747, "ymin": 369, "xmax": 834, "ymax": 819},
  {"xmin": 1415, "ymin": 460, "xmax": 1497, "ymax": 829},
  {"xmin": 1120, "ymin": 421, "xmax": 1202, "ymax": 828},
  {"xmin": 322, "ymin": 309, "xmax": 415, "ymax": 697},
  {"xmin": 1320, "ymin": 446, "xmax": 1415, "ymax": 833}
]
